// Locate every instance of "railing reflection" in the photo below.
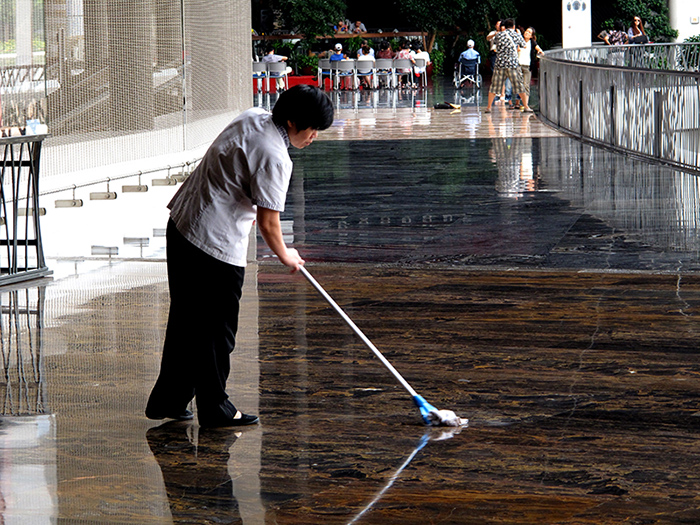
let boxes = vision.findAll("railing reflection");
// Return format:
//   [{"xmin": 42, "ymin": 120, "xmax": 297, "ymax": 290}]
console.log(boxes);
[
  {"xmin": 0, "ymin": 284, "xmax": 46, "ymax": 415},
  {"xmin": 540, "ymin": 44, "xmax": 700, "ymax": 174},
  {"xmin": 540, "ymin": 136, "xmax": 700, "ymax": 253}
]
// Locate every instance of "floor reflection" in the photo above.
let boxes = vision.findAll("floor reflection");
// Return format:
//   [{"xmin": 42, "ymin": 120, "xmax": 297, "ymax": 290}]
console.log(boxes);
[
  {"xmin": 147, "ymin": 421, "xmax": 241, "ymax": 523},
  {"xmin": 0, "ymin": 415, "xmax": 57, "ymax": 522},
  {"xmin": 282, "ymin": 136, "xmax": 700, "ymax": 270},
  {"xmin": 0, "ymin": 285, "xmax": 48, "ymax": 416}
]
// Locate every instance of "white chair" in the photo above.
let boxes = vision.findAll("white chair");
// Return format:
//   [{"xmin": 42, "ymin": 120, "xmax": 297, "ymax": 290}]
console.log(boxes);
[
  {"xmin": 331, "ymin": 60, "xmax": 357, "ymax": 90},
  {"xmin": 266, "ymin": 61, "xmax": 290, "ymax": 92},
  {"xmin": 356, "ymin": 59, "xmax": 376, "ymax": 89},
  {"xmin": 252, "ymin": 62, "xmax": 267, "ymax": 93},
  {"xmin": 317, "ymin": 58, "xmax": 332, "ymax": 89},
  {"xmin": 374, "ymin": 58, "xmax": 394, "ymax": 89},
  {"xmin": 413, "ymin": 58, "xmax": 428, "ymax": 88},
  {"xmin": 392, "ymin": 58, "xmax": 414, "ymax": 88}
]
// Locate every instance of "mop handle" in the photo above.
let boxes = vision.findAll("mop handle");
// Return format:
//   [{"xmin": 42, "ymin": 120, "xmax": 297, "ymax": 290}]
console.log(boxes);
[{"xmin": 298, "ymin": 265, "xmax": 418, "ymax": 398}]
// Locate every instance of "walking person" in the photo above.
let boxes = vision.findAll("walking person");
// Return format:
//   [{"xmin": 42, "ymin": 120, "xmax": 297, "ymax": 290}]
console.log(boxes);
[{"xmin": 145, "ymin": 85, "xmax": 334, "ymax": 428}]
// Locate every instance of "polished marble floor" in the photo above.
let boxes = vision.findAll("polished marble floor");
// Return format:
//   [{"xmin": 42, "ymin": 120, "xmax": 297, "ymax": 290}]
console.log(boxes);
[{"xmin": 2, "ymin": 80, "xmax": 700, "ymax": 523}]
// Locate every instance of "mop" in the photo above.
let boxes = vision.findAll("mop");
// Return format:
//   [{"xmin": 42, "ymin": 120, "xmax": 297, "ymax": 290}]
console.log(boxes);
[{"xmin": 299, "ymin": 266, "xmax": 468, "ymax": 427}]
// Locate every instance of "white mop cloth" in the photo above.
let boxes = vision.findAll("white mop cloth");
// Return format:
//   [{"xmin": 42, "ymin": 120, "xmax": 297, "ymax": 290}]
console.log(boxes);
[{"xmin": 428, "ymin": 409, "xmax": 468, "ymax": 427}]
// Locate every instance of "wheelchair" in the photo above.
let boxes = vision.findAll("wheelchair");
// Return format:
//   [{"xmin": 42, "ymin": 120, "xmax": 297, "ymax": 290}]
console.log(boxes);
[{"xmin": 453, "ymin": 58, "xmax": 482, "ymax": 89}]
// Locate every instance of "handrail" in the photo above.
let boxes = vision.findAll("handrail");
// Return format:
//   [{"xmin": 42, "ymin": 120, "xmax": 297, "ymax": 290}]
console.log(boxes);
[
  {"xmin": 539, "ymin": 43, "xmax": 700, "ymax": 175},
  {"xmin": 544, "ymin": 43, "xmax": 700, "ymax": 73}
]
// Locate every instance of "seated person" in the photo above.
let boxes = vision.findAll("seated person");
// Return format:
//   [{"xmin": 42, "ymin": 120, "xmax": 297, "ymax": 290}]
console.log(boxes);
[
  {"xmin": 329, "ymin": 43, "xmax": 345, "ymax": 61},
  {"xmin": 356, "ymin": 39, "xmax": 375, "ymax": 58},
  {"xmin": 459, "ymin": 39, "xmax": 480, "ymax": 64},
  {"xmin": 335, "ymin": 19, "xmax": 349, "ymax": 33},
  {"xmin": 353, "ymin": 20, "xmax": 367, "ymax": 33},
  {"xmin": 411, "ymin": 42, "xmax": 431, "ymax": 79},
  {"xmin": 395, "ymin": 40, "xmax": 415, "ymax": 88},
  {"xmin": 330, "ymin": 43, "xmax": 353, "ymax": 89},
  {"xmin": 376, "ymin": 40, "xmax": 394, "ymax": 59},
  {"xmin": 599, "ymin": 21, "xmax": 629, "ymax": 46},
  {"xmin": 261, "ymin": 45, "xmax": 292, "ymax": 91},
  {"xmin": 627, "ymin": 15, "xmax": 649, "ymax": 43},
  {"xmin": 357, "ymin": 44, "xmax": 374, "ymax": 89}
]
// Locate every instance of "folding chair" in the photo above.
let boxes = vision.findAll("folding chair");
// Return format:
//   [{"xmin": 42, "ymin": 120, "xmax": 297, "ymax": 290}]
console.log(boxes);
[
  {"xmin": 392, "ymin": 58, "xmax": 414, "ymax": 88},
  {"xmin": 266, "ymin": 61, "xmax": 289, "ymax": 92},
  {"xmin": 356, "ymin": 59, "xmax": 376, "ymax": 89},
  {"xmin": 331, "ymin": 59, "xmax": 357, "ymax": 90},
  {"xmin": 374, "ymin": 58, "xmax": 394, "ymax": 89},
  {"xmin": 317, "ymin": 58, "xmax": 332, "ymax": 89},
  {"xmin": 413, "ymin": 58, "xmax": 428, "ymax": 88},
  {"xmin": 252, "ymin": 62, "xmax": 267, "ymax": 93}
]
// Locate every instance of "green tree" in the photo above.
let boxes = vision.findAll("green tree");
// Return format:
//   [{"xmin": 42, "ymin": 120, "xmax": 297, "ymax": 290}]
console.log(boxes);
[
  {"xmin": 602, "ymin": 0, "xmax": 677, "ymax": 42},
  {"xmin": 275, "ymin": 0, "xmax": 346, "ymax": 38},
  {"xmin": 401, "ymin": 0, "xmax": 467, "ymax": 52}
]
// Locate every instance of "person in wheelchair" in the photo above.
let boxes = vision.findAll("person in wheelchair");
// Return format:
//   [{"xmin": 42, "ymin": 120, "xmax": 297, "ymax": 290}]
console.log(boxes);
[{"xmin": 454, "ymin": 39, "xmax": 481, "ymax": 88}]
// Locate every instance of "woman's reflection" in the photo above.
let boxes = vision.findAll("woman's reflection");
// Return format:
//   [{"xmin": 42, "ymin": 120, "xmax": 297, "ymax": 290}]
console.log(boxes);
[{"xmin": 147, "ymin": 421, "xmax": 241, "ymax": 523}]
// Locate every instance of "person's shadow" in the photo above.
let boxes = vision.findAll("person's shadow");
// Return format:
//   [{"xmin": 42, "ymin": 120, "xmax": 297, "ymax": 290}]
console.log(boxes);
[{"xmin": 147, "ymin": 421, "xmax": 242, "ymax": 523}]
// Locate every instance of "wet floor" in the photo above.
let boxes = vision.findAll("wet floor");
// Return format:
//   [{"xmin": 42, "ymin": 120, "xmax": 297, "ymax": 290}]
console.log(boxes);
[{"xmin": 2, "ymin": 81, "xmax": 700, "ymax": 523}]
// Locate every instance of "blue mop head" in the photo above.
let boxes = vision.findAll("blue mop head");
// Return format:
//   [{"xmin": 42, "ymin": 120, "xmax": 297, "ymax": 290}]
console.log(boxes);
[{"xmin": 413, "ymin": 394, "xmax": 468, "ymax": 427}]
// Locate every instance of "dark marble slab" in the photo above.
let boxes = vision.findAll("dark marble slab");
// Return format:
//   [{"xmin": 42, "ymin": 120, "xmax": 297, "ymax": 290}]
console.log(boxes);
[{"xmin": 277, "ymin": 137, "xmax": 700, "ymax": 272}]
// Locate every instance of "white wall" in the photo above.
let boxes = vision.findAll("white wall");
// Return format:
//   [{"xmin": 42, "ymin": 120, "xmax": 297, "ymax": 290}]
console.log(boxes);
[
  {"xmin": 669, "ymin": 0, "xmax": 700, "ymax": 42},
  {"xmin": 562, "ymin": 0, "xmax": 592, "ymax": 48}
]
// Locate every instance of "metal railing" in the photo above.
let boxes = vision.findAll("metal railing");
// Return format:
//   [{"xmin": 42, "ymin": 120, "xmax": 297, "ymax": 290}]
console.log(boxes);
[{"xmin": 539, "ymin": 43, "xmax": 700, "ymax": 174}]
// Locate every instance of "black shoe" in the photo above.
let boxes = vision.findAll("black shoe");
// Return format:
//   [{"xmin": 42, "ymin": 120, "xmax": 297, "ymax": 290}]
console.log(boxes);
[
  {"xmin": 199, "ymin": 413, "xmax": 259, "ymax": 428},
  {"xmin": 146, "ymin": 408, "xmax": 194, "ymax": 421}
]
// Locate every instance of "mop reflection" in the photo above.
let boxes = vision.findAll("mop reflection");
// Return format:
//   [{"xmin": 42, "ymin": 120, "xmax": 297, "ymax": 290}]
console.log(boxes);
[
  {"xmin": 147, "ymin": 421, "xmax": 245, "ymax": 523},
  {"xmin": 347, "ymin": 426, "xmax": 465, "ymax": 524}
]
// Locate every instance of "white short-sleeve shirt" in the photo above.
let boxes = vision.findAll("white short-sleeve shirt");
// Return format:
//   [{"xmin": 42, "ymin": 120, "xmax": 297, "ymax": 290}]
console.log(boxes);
[{"xmin": 168, "ymin": 108, "xmax": 292, "ymax": 267}]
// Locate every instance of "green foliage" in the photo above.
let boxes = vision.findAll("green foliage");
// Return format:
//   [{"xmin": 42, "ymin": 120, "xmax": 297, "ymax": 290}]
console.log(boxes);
[
  {"xmin": 293, "ymin": 52, "xmax": 319, "ymax": 73},
  {"xmin": 401, "ymin": 0, "xmax": 467, "ymax": 35},
  {"xmin": 685, "ymin": 34, "xmax": 700, "ymax": 44},
  {"xmin": 430, "ymin": 45, "xmax": 446, "ymax": 75},
  {"xmin": 602, "ymin": 0, "xmax": 677, "ymax": 42},
  {"xmin": 276, "ymin": 0, "xmax": 346, "ymax": 38},
  {"xmin": 344, "ymin": 35, "xmax": 364, "ymax": 57},
  {"xmin": 0, "ymin": 40, "xmax": 15, "ymax": 53}
]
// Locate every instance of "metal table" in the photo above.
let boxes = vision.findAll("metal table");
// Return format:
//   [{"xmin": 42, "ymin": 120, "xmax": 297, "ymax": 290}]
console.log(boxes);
[{"xmin": 0, "ymin": 134, "xmax": 51, "ymax": 285}]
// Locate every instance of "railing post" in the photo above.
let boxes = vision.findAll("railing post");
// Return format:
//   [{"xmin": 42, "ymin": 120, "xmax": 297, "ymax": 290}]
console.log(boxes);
[
  {"xmin": 654, "ymin": 90, "xmax": 663, "ymax": 158},
  {"xmin": 542, "ymin": 71, "xmax": 547, "ymax": 117},
  {"xmin": 610, "ymin": 85, "xmax": 615, "ymax": 146},
  {"xmin": 579, "ymin": 79, "xmax": 584, "ymax": 137},
  {"xmin": 557, "ymin": 75, "xmax": 561, "ymax": 128}
]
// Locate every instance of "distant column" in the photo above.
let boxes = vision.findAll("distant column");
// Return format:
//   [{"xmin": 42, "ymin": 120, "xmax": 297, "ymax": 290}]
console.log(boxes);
[
  {"xmin": 562, "ymin": 0, "xmax": 591, "ymax": 49},
  {"xmin": 669, "ymin": 0, "xmax": 700, "ymax": 42},
  {"xmin": 15, "ymin": 0, "xmax": 33, "ymax": 65}
]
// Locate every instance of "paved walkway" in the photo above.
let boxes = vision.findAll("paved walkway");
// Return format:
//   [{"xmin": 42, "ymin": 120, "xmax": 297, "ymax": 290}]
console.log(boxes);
[{"xmin": 2, "ymin": 81, "xmax": 700, "ymax": 524}]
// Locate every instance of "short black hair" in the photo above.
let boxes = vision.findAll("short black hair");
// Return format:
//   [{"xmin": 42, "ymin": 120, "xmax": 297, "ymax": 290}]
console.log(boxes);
[
  {"xmin": 272, "ymin": 84, "xmax": 334, "ymax": 131},
  {"xmin": 503, "ymin": 18, "xmax": 516, "ymax": 29}
]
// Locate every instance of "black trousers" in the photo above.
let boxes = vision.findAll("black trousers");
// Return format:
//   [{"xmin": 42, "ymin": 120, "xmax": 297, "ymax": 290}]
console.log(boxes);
[{"xmin": 147, "ymin": 219, "xmax": 245, "ymax": 415}]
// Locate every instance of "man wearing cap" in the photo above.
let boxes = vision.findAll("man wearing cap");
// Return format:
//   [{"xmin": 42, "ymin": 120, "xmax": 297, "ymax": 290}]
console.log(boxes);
[
  {"xmin": 329, "ymin": 43, "xmax": 353, "ymax": 90},
  {"xmin": 459, "ymin": 39, "xmax": 480, "ymax": 62},
  {"xmin": 330, "ymin": 43, "xmax": 345, "ymax": 61}
]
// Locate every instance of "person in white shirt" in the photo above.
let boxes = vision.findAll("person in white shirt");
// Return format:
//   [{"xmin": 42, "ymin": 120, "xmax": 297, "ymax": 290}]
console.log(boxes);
[
  {"xmin": 513, "ymin": 27, "xmax": 544, "ymax": 109},
  {"xmin": 146, "ymin": 85, "xmax": 334, "ymax": 428},
  {"xmin": 357, "ymin": 44, "xmax": 375, "ymax": 89},
  {"xmin": 411, "ymin": 42, "xmax": 431, "ymax": 82},
  {"xmin": 261, "ymin": 45, "xmax": 293, "ymax": 91}
]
